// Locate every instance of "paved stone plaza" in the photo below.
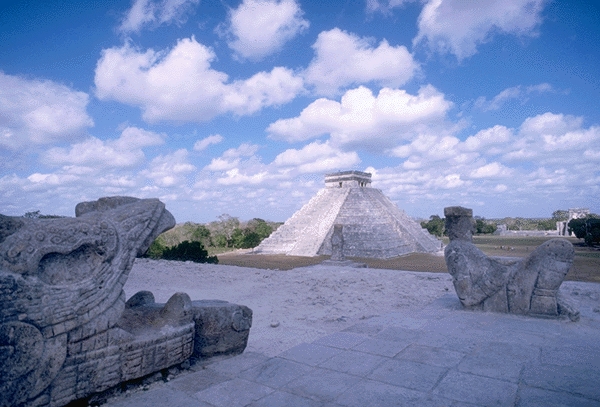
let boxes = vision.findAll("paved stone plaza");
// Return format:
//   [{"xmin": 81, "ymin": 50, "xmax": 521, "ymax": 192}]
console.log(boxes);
[{"xmin": 104, "ymin": 293, "xmax": 600, "ymax": 407}]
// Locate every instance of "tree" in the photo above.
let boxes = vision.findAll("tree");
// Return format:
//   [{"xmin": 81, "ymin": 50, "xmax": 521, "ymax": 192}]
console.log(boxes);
[
  {"xmin": 211, "ymin": 214, "xmax": 240, "ymax": 247},
  {"xmin": 230, "ymin": 228, "xmax": 262, "ymax": 249},
  {"xmin": 161, "ymin": 241, "xmax": 218, "ymax": 263},
  {"xmin": 24, "ymin": 210, "xmax": 41, "ymax": 218},
  {"xmin": 552, "ymin": 210, "xmax": 569, "ymax": 221},
  {"xmin": 231, "ymin": 228, "xmax": 245, "ymax": 248},
  {"xmin": 421, "ymin": 215, "xmax": 445, "ymax": 237},
  {"xmin": 568, "ymin": 218, "xmax": 587, "ymax": 239},
  {"xmin": 536, "ymin": 219, "xmax": 556, "ymax": 231},
  {"xmin": 584, "ymin": 219, "xmax": 600, "ymax": 246},
  {"xmin": 514, "ymin": 217, "xmax": 526, "ymax": 231},
  {"xmin": 144, "ymin": 239, "xmax": 167, "ymax": 259},
  {"xmin": 569, "ymin": 216, "xmax": 600, "ymax": 246},
  {"xmin": 246, "ymin": 218, "xmax": 273, "ymax": 240},
  {"xmin": 241, "ymin": 231, "xmax": 261, "ymax": 248},
  {"xmin": 213, "ymin": 234, "xmax": 228, "ymax": 247},
  {"xmin": 475, "ymin": 219, "xmax": 497, "ymax": 234},
  {"xmin": 191, "ymin": 224, "xmax": 212, "ymax": 246}
]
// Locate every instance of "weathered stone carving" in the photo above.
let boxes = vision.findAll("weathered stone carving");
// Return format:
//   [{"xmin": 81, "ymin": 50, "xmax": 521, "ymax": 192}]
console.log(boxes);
[
  {"xmin": 121, "ymin": 294, "xmax": 252, "ymax": 359},
  {"xmin": 444, "ymin": 206, "xmax": 579, "ymax": 321},
  {"xmin": 191, "ymin": 300, "xmax": 252, "ymax": 358},
  {"xmin": 321, "ymin": 224, "xmax": 367, "ymax": 268},
  {"xmin": 0, "ymin": 197, "xmax": 252, "ymax": 407},
  {"xmin": 330, "ymin": 224, "xmax": 345, "ymax": 261}
]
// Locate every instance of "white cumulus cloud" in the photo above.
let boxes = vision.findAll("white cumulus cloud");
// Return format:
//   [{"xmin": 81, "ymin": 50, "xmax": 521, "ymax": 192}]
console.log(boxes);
[
  {"xmin": 223, "ymin": 0, "xmax": 309, "ymax": 60},
  {"xmin": 413, "ymin": 0, "xmax": 547, "ymax": 60},
  {"xmin": 27, "ymin": 172, "xmax": 79, "ymax": 186},
  {"xmin": 142, "ymin": 149, "xmax": 196, "ymax": 187},
  {"xmin": 216, "ymin": 168, "xmax": 271, "ymax": 185},
  {"xmin": 519, "ymin": 112, "xmax": 582, "ymax": 136},
  {"xmin": 366, "ymin": 0, "xmax": 417, "ymax": 14},
  {"xmin": 205, "ymin": 143, "xmax": 261, "ymax": 172},
  {"xmin": 0, "ymin": 72, "xmax": 93, "ymax": 150},
  {"xmin": 273, "ymin": 140, "xmax": 361, "ymax": 173},
  {"xmin": 474, "ymin": 83, "xmax": 553, "ymax": 111},
  {"xmin": 94, "ymin": 37, "xmax": 303, "ymax": 123},
  {"xmin": 469, "ymin": 162, "xmax": 513, "ymax": 179},
  {"xmin": 41, "ymin": 127, "xmax": 164, "ymax": 168},
  {"xmin": 267, "ymin": 85, "xmax": 452, "ymax": 149},
  {"xmin": 505, "ymin": 112, "xmax": 598, "ymax": 162},
  {"xmin": 463, "ymin": 125, "xmax": 513, "ymax": 153},
  {"xmin": 304, "ymin": 28, "xmax": 418, "ymax": 96},
  {"xmin": 194, "ymin": 134, "xmax": 224, "ymax": 151},
  {"xmin": 119, "ymin": 0, "xmax": 199, "ymax": 33}
]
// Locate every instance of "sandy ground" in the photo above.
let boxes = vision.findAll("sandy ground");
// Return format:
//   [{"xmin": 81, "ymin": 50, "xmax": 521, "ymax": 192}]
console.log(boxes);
[{"xmin": 126, "ymin": 258, "xmax": 600, "ymax": 358}]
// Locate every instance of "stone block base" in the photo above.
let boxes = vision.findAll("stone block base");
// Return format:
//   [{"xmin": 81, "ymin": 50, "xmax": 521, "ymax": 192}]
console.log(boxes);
[{"xmin": 191, "ymin": 300, "xmax": 252, "ymax": 358}]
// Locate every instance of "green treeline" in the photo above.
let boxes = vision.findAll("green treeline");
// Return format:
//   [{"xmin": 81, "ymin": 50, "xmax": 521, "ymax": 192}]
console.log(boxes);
[
  {"xmin": 420, "ymin": 215, "xmax": 498, "ymax": 237},
  {"xmin": 419, "ymin": 209, "xmax": 596, "ymax": 238},
  {"xmin": 143, "ymin": 214, "xmax": 282, "ymax": 262}
]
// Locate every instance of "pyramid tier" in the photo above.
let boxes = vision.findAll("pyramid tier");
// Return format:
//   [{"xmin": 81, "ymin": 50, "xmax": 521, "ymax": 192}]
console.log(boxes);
[{"xmin": 255, "ymin": 186, "xmax": 441, "ymax": 259}]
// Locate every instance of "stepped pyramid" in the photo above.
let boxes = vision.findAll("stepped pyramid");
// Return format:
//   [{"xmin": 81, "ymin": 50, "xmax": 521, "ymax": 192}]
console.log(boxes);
[{"xmin": 255, "ymin": 171, "xmax": 442, "ymax": 258}]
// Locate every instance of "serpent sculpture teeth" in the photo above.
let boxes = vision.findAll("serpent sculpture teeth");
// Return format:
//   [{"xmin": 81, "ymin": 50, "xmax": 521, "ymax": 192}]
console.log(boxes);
[
  {"xmin": 443, "ymin": 206, "xmax": 579, "ymax": 321},
  {"xmin": 0, "ymin": 197, "xmax": 193, "ymax": 407}
]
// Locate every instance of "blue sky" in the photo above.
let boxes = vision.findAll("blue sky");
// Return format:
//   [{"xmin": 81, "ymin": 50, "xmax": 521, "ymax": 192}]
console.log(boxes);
[{"xmin": 1, "ymin": 0, "xmax": 599, "ymax": 223}]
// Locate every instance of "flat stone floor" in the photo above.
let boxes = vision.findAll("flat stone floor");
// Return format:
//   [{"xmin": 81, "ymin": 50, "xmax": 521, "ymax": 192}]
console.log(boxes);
[{"xmin": 104, "ymin": 295, "xmax": 600, "ymax": 407}]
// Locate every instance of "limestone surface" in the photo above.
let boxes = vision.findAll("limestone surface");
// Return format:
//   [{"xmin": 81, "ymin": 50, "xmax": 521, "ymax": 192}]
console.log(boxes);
[
  {"xmin": 191, "ymin": 300, "xmax": 252, "ymax": 358},
  {"xmin": 0, "ymin": 197, "xmax": 252, "ymax": 407},
  {"xmin": 443, "ymin": 206, "xmax": 579, "ymax": 321},
  {"xmin": 256, "ymin": 171, "xmax": 441, "ymax": 258},
  {"xmin": 321, "ymin": 225, "xmax": 367, "ymax": 268},
  {"xmin": 330, "ymin": 224, "xmax": 345, "ymax": 261}
]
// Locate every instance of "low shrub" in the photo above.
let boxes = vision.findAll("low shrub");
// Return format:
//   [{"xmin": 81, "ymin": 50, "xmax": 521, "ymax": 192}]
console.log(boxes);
[{"xmin": 158, "ymin": 240, "xmax": 218, "ymax": 263}]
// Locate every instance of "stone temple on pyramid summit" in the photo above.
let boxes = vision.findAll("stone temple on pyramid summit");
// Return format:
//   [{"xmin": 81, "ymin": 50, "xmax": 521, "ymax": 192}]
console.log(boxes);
[{"xmin": 254, "ymin": 170, "xmax": 442, "ymax": 259}]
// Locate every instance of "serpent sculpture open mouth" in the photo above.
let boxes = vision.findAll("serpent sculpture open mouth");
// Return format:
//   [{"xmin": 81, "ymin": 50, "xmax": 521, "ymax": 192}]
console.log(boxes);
[
  {"xmin": 0, "ymin": 197, "xmax": 252, "ymax": 407},
  {"xmin": 443, "ymin": 206, "xmax": 579, "ymax": 321}
]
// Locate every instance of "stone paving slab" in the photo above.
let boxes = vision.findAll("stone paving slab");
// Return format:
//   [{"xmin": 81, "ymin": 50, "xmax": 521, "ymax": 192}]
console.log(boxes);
[
  {"xmin": 103, "ymin": 294, "xmax": 600, "ymax": 407},
  {"xmin": 239, "ymin": 358, "xmax": 314, "ymax": 388},
  {"xmin": 282, "ymin": 367, "xmax": 362, "ymax": 402},
  {"xmin": 350, "ymin": 337, "xmax": 409, "ymax": 357},
  {"xmin": 433, "ymin": 371, "xmax": 519, "ymax": 406},
  {"xmin": 394, "ymin": 344, "xmax": 466, "ymax": 368},
  {"xmin": 312, "ymin": 332, "xmax": 368, "ymax": 349}
]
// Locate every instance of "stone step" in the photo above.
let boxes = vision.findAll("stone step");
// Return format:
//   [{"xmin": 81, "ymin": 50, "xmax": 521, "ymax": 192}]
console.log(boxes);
[{"xmin": 256, "ymin": 188, "xmax": 350, "ymax": 255}]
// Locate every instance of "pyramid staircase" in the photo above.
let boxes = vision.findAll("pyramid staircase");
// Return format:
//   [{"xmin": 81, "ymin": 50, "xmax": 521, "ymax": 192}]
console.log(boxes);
[{"xmin": 255, "ymin": 187, "xmax": 350, "ymax": 256}]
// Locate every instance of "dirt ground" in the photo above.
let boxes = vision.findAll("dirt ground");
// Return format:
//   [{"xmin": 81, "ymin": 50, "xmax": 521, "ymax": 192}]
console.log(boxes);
[{"xmin": 217, "ymin": 235, "xmax": 600, "ymax": 283}]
